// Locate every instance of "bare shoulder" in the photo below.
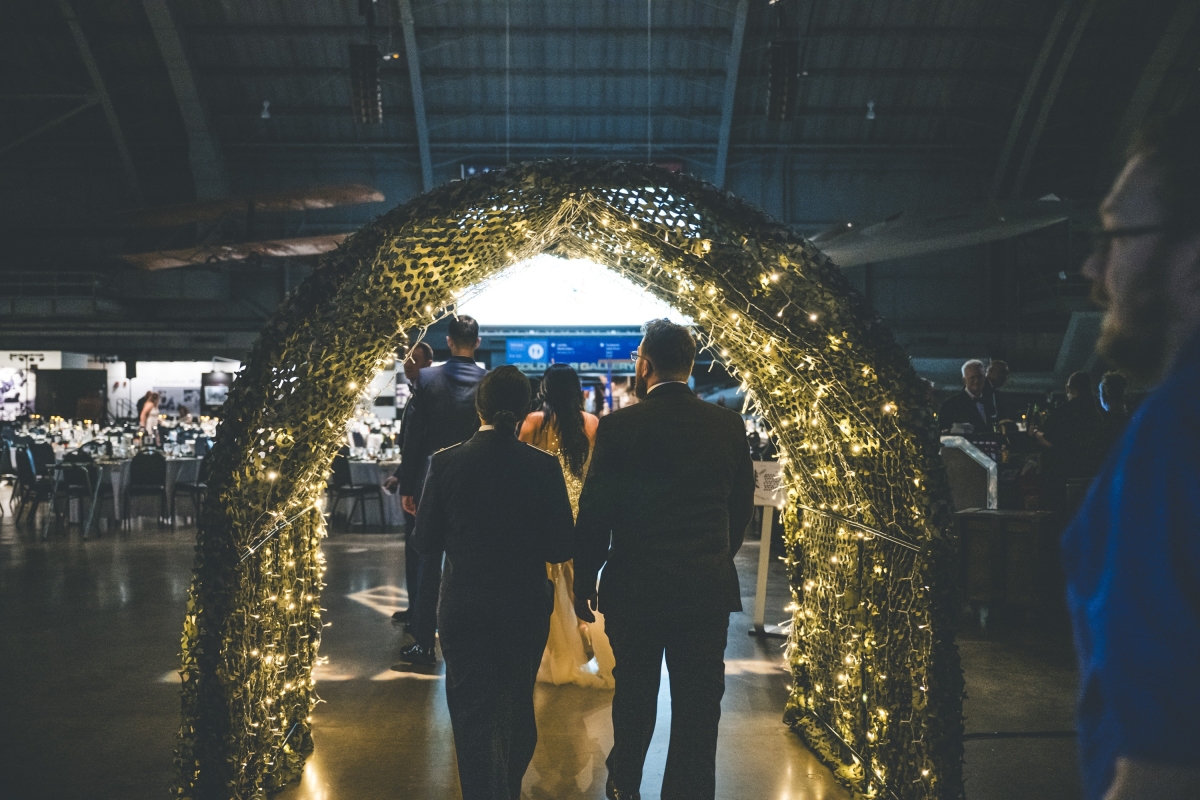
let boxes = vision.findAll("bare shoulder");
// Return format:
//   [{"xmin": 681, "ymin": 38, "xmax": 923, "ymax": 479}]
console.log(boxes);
[
  {"xmin": 583, "ymin": 412, "xmax": 600, "ymax": 441},
  {"xmin": 519, "ymin": 411, "xmax": 545, "ymax": 443}
]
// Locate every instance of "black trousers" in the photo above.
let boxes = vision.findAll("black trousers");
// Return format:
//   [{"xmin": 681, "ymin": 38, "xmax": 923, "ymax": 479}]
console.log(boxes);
[
  {"xmin": 403, "ymin": 510, "xmax": 419, "ymax": 612},
  {"xmin": 412, "ymin": 552, "xmax": 443, "ymax": 649},
  {"xmin": 605, "ymin": 609, "xmax": 730, "ymax": 800},
  {"xmin": 441, "ymin": 612, "xmax": 551, "ymax": 800}
]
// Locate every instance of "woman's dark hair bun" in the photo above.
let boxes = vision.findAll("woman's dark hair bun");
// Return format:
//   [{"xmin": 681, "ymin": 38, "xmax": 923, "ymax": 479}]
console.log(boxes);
[{"xmin": 476, "ymin": 366, "xmax": 531, "ymax": 432}]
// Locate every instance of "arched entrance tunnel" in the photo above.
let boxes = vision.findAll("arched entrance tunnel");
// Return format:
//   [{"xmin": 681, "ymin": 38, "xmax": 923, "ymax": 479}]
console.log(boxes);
[{"xmin": 176, "ymin": 160, "xmax": 964, "ymax": 800}]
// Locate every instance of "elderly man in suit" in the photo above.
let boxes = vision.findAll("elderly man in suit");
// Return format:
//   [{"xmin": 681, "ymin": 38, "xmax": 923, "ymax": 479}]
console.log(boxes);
[
  {"xmin": 938, "ymin": 358, "xmax": 994, "ymax": 433},
  {"xmin": 574, "ymin": 319, "xmax": 755, "ymax": 800},
  {"xmin": 396, "ymin": 316, "xmax": 487, "ymax": 665}
]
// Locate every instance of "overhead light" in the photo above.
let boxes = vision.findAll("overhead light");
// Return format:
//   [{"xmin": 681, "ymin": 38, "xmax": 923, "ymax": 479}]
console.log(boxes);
[
  {"xmin": 866, "ymin": 101, "xmax": 876, "ymax": 121},
  {"xmin": 260, "ymin": 100, "xmax": 271, "ymax": 120}
]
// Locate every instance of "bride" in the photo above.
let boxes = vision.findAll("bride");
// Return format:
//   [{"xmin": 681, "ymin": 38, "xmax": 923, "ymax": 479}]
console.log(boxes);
[{"xmin": 519, "ymin": 364, "xmax": 615, "ymax": 689}]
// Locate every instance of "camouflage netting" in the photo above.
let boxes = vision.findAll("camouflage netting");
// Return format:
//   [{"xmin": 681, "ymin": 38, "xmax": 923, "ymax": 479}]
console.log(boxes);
[{"xmin": 175, "ymin": 160, "xmax": 963, "ymax": 800}]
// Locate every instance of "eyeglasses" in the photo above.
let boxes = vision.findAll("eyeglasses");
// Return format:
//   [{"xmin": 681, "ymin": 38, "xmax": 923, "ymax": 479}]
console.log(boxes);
[
  {"xmin": 1087, "ymin": 223, "xmax": 1177, "ymax": 261},
  {"xmin": 630, "ymin": 350, "xmax": 640, "ymax": 364}
]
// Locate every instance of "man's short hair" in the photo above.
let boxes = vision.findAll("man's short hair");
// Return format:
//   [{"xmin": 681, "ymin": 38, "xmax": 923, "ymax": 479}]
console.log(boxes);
[
  {"xmin": 988, "ymin": 359, "xmax": 1009, "ymax": 374},
  {"xmin": 641, "ymin": 319, "xmax": 696, "ymax": 379},
  {"xmin": 1067, "ymin": 370, "xmax": 1095, "ymax": 397},
  {"xmin": 1100, "ymin": 371, "xmax": 1127, "ymax": 400},
  {"xmin": 1129, "ymin": 107, "xmax": 1200, "ymax": 232},
  {"xmin": 961, "ymin": 359, "xmax": 985, "ymax": 377},
  {"xmin": 448, "ymin": 315, "xmax": 479, "ymax": 348},
  {"xmin": 409, "ymin": 341, "xmax": 434, "ymax": 362}
]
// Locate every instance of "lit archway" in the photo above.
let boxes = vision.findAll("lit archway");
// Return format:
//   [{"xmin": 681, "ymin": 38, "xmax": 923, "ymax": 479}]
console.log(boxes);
[{"xmin": 176, "ymin": 161, "xmax": 963, "ymax": 800}]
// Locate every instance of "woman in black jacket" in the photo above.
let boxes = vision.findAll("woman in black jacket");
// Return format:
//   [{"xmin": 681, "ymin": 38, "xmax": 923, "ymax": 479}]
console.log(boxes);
[{"xmin": 413, "ymin": 365, "xmax": 575, "ymax": 800}]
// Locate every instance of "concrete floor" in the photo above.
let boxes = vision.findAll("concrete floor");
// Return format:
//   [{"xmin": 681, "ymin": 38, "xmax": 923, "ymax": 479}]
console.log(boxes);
[{"xmin": 0, "ymin": 494, "xmax": 1081, "ymax": 799}]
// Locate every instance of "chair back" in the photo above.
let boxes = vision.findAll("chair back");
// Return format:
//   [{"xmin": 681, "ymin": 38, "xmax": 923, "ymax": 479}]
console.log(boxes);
[
  {"xmin": 63, "ymin": 449, "xmax": 94, "ymax": 464},
  {"xmin": 330, "ymin": 452, "xmax": 353, "ymax": 488},
  {"xmin": 193, "ymin": 436, "xmax": 210, "ymax": 457},
  {"xmin": 30, "ymin": 442, "xmax": 56, "ymax": 476},
  {"xmin": 15, "ymin": 447, "xmax": 36, "ymax": 485},
  {"xmin": 129, "ymin": 451, "xmax": 167, "ymax": 487},
  {"xmin": 196, "ymin": 456, "xmax": 210, "ymax": 484},
  {"xmin": 0, "ymin": 443, "xmax": 14, "ymax": 477},
  {"xmin": 62, "ymin": 464, "xmax": 92, "ymax": 492}
]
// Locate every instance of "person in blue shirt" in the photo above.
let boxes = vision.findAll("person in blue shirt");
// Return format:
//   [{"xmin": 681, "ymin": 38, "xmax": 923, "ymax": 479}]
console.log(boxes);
[{"xmin": 1063, "ymin": 108, "xmax": 1200, "ymax": 800}]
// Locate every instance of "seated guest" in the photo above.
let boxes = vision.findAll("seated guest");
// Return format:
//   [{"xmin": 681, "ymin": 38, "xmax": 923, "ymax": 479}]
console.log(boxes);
[
  {"xmin": 413, "ymin": 365, "xmax": 575, "ymax": 800},
  {"xmin": 1035, "ymin": 371, "xmax": 1105, "ymax": 488},
  {"xmin": 178, "ymin": 405, "xmax": 193, "ymax": 424},
  {"xmin": 1099, "ymin": 372, "xmax": 1129, "ymax": 426},
  {"xmin": 938, "ymin": 359, "xmax": 993, "ymax": 433},
  {"xmin": 984, "ymin": 359, "xmax": 1012, "ymax": 423}
]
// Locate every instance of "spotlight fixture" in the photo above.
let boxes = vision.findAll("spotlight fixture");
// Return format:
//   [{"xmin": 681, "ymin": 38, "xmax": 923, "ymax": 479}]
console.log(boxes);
[
  {"xmin": 866, "ymin": 101, "xmax": 876, "ymax": 121},
  {"xmin": 260, "ymin": 100, "xmax": 271, "ymax": 120}
]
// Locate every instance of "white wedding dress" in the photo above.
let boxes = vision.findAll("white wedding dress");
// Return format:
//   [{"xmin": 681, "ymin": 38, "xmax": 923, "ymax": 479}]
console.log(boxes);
[{"xmin": 528, "ymin": 421, "xmax": 615, "ymax": 689}]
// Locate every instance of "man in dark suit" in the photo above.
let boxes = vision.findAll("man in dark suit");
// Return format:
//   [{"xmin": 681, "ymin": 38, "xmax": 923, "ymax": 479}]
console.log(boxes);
[
  {"xmin": 397, "ymin": 315, "xmax": 488, "ymax": 665},
  {"xmin": 938, "ymin": 358, "xmax": 995, "ymax": 434},
  {"xmin": 414, "ymin": 366, "xmax": 575, "ymax": 800},
  {"xmin": 386, "ymin": 341, "xmax": 434, "ymax": 626},
  {"xmin": 574, "ymin": 319, "xmax": 755, "ymax": 800}
]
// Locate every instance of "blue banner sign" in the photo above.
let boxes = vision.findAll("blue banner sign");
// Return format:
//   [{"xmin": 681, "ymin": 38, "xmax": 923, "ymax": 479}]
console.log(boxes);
[{"xmin": 506, "ymin": 336, "xmax": 642, "ymax": 371}]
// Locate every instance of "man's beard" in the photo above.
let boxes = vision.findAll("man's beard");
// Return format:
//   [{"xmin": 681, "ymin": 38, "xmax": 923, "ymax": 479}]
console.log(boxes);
[
  {"xmin": 633, "ymin": 372, "xmax": 649, "ymax": 400},
  {"xmin": 1092, "ymin": 247, "xmax": 1171, "ymax": 383}
]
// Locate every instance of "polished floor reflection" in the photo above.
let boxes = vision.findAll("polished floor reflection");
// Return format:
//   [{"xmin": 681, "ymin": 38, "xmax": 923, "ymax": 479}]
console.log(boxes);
[
  {"xmin": 0, "ymin": 497, "xmax": 847, "ymax": 800},
  {"xmin": 1, "ymin": 493, "xmax": 1079, "ymax": 799}
]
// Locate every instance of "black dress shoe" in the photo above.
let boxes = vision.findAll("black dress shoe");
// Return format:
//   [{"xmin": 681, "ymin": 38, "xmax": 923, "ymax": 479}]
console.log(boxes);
[
  {"xmin": 605, "ymin": 777, "xmax": 640, "ymax": 800},
  {"xmin": 398, "ymin": 643, "xmax": 436, "ymax": 665},
  {"xmin": 391, "ymin": 609, "xmax": 412, "ymax": 622}
]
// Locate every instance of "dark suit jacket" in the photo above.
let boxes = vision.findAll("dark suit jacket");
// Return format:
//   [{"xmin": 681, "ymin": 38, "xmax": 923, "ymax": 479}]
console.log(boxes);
[
  {"xmin": 398, "ymin": 355, "xmax": 488, "ymax": 497},
  {"xmin": 413, "ymin": 429, "xmax": 575, "ymax": 629},
  {"xmin": 938, "ymin": 389, "xmax": 993, "ymax": 433},
  {"xmin": 573, "ymin": 382, "xmax": 756, "ymax": 616}
]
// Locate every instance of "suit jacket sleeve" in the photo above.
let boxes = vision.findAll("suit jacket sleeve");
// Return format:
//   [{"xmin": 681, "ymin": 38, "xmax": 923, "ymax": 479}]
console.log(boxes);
[
  {"xmin": 398, "ymin": 390, "xmax": 427, "ymax": 493},
  {"xmin": 412, "ymin": 459, "xmax": 445, "ymax": 556},
  {"xmin": 728, "ymin": 422, "xmax": 755, "ymax": 558},
  {"xmin": 573, "ymin": 415, "xmax": 620, "ymax": 598},
  {"xmin": 536, "ymin": 455, "xmax": 576, "ymax": 564}
]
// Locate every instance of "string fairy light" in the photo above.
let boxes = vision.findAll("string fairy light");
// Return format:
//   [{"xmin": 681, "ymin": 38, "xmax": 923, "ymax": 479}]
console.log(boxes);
[{"xmin": 175, "ymin": 161, "xmax": 962, "ymax": 800}]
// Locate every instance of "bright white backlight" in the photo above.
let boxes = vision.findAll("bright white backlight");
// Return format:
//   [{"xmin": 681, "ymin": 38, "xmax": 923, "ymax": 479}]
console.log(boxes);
[{"xmin": 456, "ymin": 254, "xmax": 692, "ymax": 327}]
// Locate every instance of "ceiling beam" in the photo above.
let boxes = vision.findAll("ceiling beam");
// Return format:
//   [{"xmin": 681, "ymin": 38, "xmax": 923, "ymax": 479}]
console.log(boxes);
[
  {"xmin": 1009, "ymin": 0, "xmax": 1099, "ymax": 199},
  {"xmin": 989, "ymin": 0, "xmax": 1072, "ymax": 200},
  {"xmin": 0, "ymin": 95, "xmax": 99, "ymax": 156},
  {"xmin": 209, "ymin": 104, "xmax": 1006, "ymax": 119},
  {"xmin": 141, "ymin": 0, "xmax": 229, "ymax": 200},
  {"xmin": 1112, "ymin": 0, "xmax": 1200, "ymax": 156},
  {"xmin": 56, "ymin": 0, "xmax": 144, "ymax": 206},
  {"xmin": 182, "ymin": 24, "xmax": 1026, "ymax": 39},
  {"xmin": 713, "ymin": 0, "xmax": 749, "ymax": 189},
  {"xmin": 398, "ymin": 0, "xmax": 433, "ymax": 192}
]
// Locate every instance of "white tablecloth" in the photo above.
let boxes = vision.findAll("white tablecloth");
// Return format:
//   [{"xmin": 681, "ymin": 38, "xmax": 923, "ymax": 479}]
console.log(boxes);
[{"xmin": 342, "ymin": 460, "xmax": 403, "ymax": 528}]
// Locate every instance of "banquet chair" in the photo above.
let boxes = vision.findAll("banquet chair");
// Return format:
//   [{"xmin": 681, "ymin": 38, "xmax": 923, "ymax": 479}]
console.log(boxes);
[
  {"xmin": 124, "ymin": 451, "xmax": 168, "ymax": 527},
  {"xmin": 42, "ymin": 460, "xmax": 95, "ymax": 540},
  {"xmin": 172, "ymin": 457, "xmax": 209, "ymax": 524},
  {"xmin": 30, "ymin": 442, "xmax": 56, "ymax": 478},
  {"xmin": 0, "ymin": 442, "xmax": 16, "ymax": 517},
  {"xmin": 326, "ymin": 451, "xmax": 386, "ymax": 532},
  {"xmin": 14, "ymin": 447, "xmax": 53, "ymax": 525}
]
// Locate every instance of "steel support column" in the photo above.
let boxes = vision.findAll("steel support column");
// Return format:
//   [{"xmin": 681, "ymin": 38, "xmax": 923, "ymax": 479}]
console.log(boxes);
[
  {"xmin": 141, "ymin": 0, "xmax": 229, "ymax": 199},
  {"xmin": 57, "ymin": 0, "xmax": 144, "ymax": 205},
  {"xmin": 1010, "ymin": 0, "xmax": 1098, "ymax": 199},
  {"xmin": 713, "ymin": 0, "xmax": 749, "ymax": 189},
  {"xmin": 1112, "ymin": 0, "xmax": 1200, "ymax": 155},
  {"xmin": 399, "ymin": 0, "xmax": 434, "ymax": 192}
]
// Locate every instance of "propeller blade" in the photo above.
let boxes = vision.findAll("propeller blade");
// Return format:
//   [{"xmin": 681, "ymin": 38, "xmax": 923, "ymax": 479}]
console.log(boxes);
[
  {"xmin": 119, "ymin": 234, "xmax": 349, "ymax": 271},
  {"xmin": 812, "ymin": 197, "xmax": 1069, "ymax": 267},
  {"xmin": 124, "ymin": 184, "xmax": 385, "ymax": 228}
]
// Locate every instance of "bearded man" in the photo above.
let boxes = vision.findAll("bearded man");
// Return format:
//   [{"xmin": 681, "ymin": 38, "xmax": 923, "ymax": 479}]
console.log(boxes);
[{"xmin": 1062, "ymin": 108, "xmax": 1200, "ymax": 800}]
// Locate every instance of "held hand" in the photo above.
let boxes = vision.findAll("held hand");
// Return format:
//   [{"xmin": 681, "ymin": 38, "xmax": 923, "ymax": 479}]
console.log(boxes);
[
  {"xmin": 383, "ymin": 476, "xmax": 399, "ymax": 493},
  {"xmin": 401, "ymin": 495, "xmax": 417, "ymax": 515},
  {"xmin": 574, "ymin": 592, "xmax": 597, "ymax": 623}
]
